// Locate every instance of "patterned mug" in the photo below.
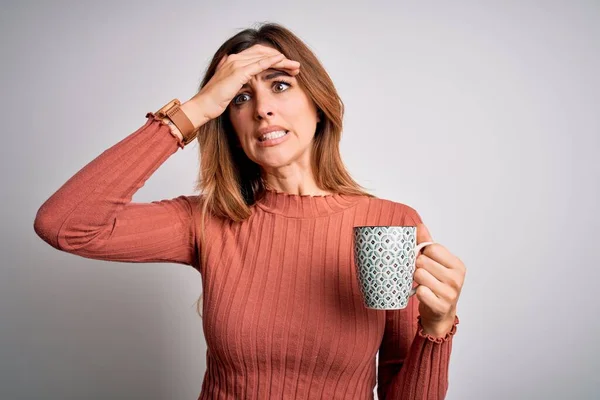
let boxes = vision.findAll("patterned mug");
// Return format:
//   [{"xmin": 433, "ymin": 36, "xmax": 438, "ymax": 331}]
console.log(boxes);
[{"xmin": 353, "ymin": 226, "xmax": 434, "ymax": 310}]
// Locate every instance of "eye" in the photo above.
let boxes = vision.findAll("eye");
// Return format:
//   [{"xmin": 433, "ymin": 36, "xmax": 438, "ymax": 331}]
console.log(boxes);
[
  {"xmin": 232, "ymin": 81, "xmax": 292, "ymax": 106},
  {"xmin": 233, "ymin": 93, "xmax": 250, "ymax": 105},
  {"xmin": 273, "ymin": 80, "xmax": 291, "ymax": 93}
]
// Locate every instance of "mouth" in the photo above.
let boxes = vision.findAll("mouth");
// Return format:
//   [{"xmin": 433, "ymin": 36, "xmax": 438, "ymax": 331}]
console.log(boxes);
[{"xmin": 258, "ymin": 130, "xmax": 289, "ymax": 142}]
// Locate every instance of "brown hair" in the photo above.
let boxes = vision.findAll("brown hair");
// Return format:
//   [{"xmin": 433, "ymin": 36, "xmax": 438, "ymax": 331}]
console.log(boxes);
[{"xmin": 192, "ymin": 22, "xmax": 374, "ymax": 317}]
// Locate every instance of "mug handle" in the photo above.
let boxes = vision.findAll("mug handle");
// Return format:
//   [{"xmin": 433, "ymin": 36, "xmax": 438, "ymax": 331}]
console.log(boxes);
[{"xmin": 408, "ymin": 241, "xmax": 435, "ymax": 297}]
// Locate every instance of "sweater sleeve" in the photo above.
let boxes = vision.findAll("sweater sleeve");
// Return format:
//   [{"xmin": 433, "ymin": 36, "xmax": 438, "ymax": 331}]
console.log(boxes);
[
  {"xmin": 376, "ymin": 294, "xmax": 459, "ymax": 399},
  {"xmin": 376, "ymin": 204, "xmax": 459, "ymax": 400},
  {"xmin": 33, "ymin": 112, "xmax": 200, "ymax": 269}
]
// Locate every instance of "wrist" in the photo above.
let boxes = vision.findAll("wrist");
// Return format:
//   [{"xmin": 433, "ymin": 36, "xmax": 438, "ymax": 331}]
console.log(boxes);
[
  {"xmin": 419, "ymin": 314, "xmax": 457, "ymax": 338},
  {"xmin": 160, "ymin": 118, "xmax": 183, "ymax": 141},
  {"xmin": 181, "ymin": 97, "xmax": 211, "ymax": 130}
]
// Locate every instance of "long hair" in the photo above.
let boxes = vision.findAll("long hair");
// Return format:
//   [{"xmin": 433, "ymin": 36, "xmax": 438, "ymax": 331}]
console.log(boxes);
[{"xmin": 192, "ymin": 22, "xmax": 374, "ymax": 317}]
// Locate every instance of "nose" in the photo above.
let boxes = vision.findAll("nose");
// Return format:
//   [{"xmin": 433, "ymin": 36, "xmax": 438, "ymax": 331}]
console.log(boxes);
[{"xmin": 254, "ymin": 94, "xmax": 275, "ymax": 121}]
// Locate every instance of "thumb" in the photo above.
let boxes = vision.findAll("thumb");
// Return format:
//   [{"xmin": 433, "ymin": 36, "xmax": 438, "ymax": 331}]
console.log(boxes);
[{"xmin": 416, "ymin": 223, "xmax": 433, "ymax": 244}]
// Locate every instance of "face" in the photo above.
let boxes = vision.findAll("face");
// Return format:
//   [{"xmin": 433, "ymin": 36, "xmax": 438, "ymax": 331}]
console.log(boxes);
[{"xmin": 227, "ymin": 67, "xmax": 320, "ymax": 171}]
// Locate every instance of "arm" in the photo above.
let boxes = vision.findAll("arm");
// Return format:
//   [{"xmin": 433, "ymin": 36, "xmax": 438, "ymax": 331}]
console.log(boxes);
[
  {"xmin": 376, "ymin": 203, "xmax": 459, "ymax": 399},
  {"xmin": 33, "ymin": 102, "xmax": 206, "ymax": 268},
  {"xmin": 377, "ymin": 292, "xmax": 459, "ymax": 400}
]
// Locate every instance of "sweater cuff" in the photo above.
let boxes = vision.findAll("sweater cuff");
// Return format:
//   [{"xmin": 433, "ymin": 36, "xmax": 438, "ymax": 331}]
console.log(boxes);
[
  {"xmin": 416, "ymin": 315, "xmax": 459, "ymax": 344},
  {"xmin": 146, "ymin": 112, "xmax": 185, "ymax": 150}
]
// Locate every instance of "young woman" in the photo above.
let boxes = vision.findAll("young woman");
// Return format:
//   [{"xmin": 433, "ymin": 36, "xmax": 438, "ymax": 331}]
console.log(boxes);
[{"xmin": 34, "ymin": 23, "xmax": 465, "ymax": 400}]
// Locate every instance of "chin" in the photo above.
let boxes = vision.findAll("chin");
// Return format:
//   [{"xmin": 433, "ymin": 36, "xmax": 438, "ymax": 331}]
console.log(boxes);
[
  {"xmin": 255, "ymin": 156, "xmax": 294, "ymax": 169},
  {"xmin": 248, "ymin": 144, "xmax": 310, "ymax": 170}
]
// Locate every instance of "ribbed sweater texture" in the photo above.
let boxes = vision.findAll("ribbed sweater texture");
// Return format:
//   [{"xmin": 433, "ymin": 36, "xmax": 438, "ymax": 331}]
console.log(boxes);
[{"xmin": 34, "ymin": 113, "xmax": 458, "ymax": 399}]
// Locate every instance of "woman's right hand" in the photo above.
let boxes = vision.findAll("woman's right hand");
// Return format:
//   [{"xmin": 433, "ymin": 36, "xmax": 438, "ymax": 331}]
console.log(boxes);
[{"xmin": 189, "ymin": 44, "xmax": 301, "ymax": 124}]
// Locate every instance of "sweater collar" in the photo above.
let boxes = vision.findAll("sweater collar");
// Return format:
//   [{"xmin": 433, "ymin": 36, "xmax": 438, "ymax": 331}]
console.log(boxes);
[{"xmin": 254, "ymin": 189, "xmax": 360, "ymax": 218}]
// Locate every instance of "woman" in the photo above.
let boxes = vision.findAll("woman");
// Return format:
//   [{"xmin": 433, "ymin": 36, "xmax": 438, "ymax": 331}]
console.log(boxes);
[{"xmin": 34, "ymin": 23, "xmax": 465, "ymax": 400}]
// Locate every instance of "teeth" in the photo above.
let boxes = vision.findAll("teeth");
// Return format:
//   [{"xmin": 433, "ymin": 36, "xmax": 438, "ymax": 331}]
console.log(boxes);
[{"xmin": 260, "ymin": 130, "xmax": 287, "ymax": 141}]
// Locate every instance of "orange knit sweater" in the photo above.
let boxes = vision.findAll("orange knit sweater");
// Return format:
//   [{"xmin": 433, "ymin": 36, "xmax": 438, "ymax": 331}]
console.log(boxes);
[{"xmin": 34, "ymin": 113, "xmax": 458, "ymax": 399}]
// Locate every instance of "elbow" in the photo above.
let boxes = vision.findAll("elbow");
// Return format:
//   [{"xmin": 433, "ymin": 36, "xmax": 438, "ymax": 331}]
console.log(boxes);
[{"xmin": 33, "ymin": 207, "xmax": 60, "ymax": 249}]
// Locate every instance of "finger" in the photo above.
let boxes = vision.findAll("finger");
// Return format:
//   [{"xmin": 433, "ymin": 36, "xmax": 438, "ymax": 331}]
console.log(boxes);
[
  {"xmin": 235, "ymin": 45, "xmax": 300, "ymax": 70},
  {"xmin": 222, "ymin": 54, "xmax": 268, "ymax": 72},
  {"xmin": 271, "ymin": 58, "xmax": 301, "ymax": 72},
  {"xmin": 237, "ymin": 54, "xmax": 300, "ymax": 72},
  {"xmin": 241, "ymin": 53, "xmax": 286, "ymax": 78},
  {"xmin": 235, "ymin": 53, "xmax": 274, "ymax": 64},
  {"xmin": 420, "ymin": 244, "xmax": 463, "ymax": 271},
  {"xmin": 415, "ymin": 285, "xmax": 447, "ymax": 314},
  {"xmin": 413, "ymin": 265, "xmax": 455, "ymax": 301},
  {"xmin": 416, "ymin": 254, "xmax": 455, "ymax": 285}
]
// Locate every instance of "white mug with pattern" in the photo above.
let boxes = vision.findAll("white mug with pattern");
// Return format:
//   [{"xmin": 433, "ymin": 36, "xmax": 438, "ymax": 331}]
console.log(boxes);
[{"xmin": 353, "ymin": 226, "xmax": 435, "ymax": 310}]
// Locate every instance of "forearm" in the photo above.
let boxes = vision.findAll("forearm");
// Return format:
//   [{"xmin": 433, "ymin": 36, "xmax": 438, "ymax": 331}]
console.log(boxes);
[
  {"xmin": 380, "ymin": 315, "xmax": 459, "ymax": 400},
  {"xmin": 34, "ymin": 114, "xmax": 179, "ymax": 250}
]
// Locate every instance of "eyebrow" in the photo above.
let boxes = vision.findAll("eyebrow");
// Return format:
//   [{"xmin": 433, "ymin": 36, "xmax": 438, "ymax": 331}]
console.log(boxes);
[{"xmin": 241, "ymin": 69, "xmax": 292, "ymax": 89}]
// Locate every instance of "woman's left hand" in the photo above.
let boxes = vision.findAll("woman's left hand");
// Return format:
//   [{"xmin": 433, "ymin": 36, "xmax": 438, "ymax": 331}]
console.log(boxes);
[{"xmin": 413, "ymin": 223, "xmax": 466, "ymax": 337}]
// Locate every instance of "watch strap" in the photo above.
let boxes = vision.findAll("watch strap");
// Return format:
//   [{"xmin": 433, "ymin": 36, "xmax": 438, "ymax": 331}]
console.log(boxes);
[{"xmin": 155, "ymin": 99, "xmax": 199, "ymax": 146}]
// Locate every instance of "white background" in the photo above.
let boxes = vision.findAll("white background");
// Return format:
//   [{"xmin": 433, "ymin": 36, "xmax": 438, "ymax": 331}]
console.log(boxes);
[{"xmin": 2, "ymin": 0, "xmax": 599, "ymax": 399}]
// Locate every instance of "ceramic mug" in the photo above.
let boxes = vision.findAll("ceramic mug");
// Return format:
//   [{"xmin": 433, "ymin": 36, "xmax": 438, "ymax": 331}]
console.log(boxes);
[{"xmin": 353, "ymin": 225, "xmax": 434, "ymax": 310}]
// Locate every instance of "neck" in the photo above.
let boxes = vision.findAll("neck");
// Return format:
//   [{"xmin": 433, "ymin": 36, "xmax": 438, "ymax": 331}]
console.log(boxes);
[
  {"xmin": 261, "ymin": 170, "xmax": 332, "ymax": 196},
  {"xmin": 256, "ymin": 187, "xmax": 359, "ymax": 218}
]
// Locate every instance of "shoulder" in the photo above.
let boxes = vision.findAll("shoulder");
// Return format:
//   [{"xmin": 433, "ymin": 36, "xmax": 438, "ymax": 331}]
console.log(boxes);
[
  {"xmin": 357, "ymin": 196, "xmax": 423, "ymax": 226},
  {"xmin": 173, "ymin": 194, "xmax": 203, "ymax": 211},
  {"xmin": 177, "ymin": 194, "xmax": 212, "ymax": 220}
]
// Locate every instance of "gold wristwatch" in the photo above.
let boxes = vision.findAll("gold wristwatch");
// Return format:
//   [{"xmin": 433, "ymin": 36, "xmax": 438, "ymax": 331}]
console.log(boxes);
[{"xmin": 154, "ymin": 99, "xmax": 199, "ymax": 146}]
